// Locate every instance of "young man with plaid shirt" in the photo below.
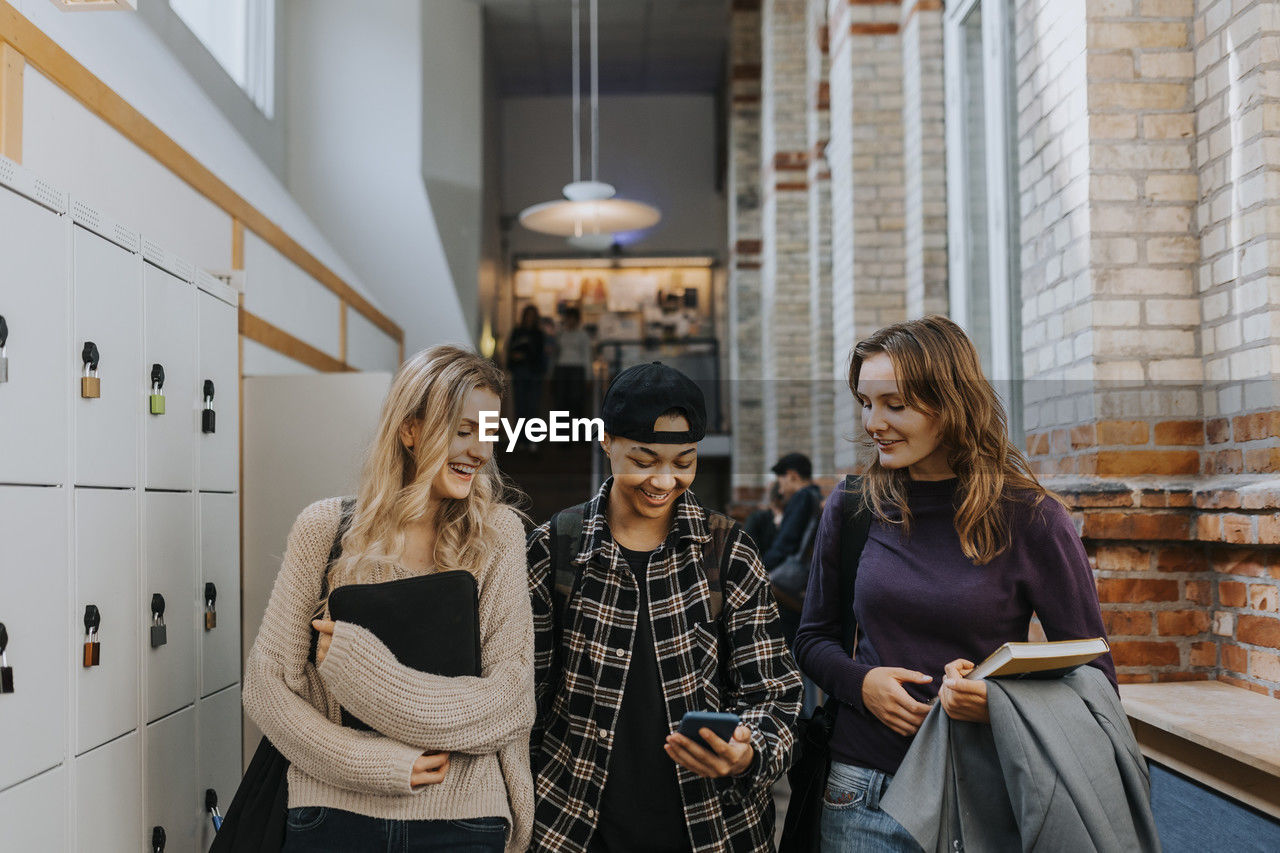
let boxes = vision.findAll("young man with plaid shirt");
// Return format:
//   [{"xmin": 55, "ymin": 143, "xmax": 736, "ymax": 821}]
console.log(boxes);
[{"xmin": 527, "ymin": 362, "xmax": 803, "ymax": 852}]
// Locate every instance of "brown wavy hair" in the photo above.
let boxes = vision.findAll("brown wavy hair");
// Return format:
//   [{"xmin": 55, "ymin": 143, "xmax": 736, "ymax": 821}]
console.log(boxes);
[{"xmin": 848, "ymin": 316, "xmax": 1061, "ymax": 564}]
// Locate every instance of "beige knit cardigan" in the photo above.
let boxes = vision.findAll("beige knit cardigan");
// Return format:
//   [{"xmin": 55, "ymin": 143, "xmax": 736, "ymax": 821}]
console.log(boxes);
[{"xmin": 242, "ymin": 497, "xmax": 535, "ymax": 852}]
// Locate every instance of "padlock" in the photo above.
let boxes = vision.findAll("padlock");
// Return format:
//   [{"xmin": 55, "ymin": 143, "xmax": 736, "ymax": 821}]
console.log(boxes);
[
  {"xmin": 152, "ymin": 825, "xmax": 166, "ymax": 853},
  {"xmin": 204, "ymin": 582, "xmax": 217, "ymax": 630},
  {"xmin": 205, "ymin": 789, "xmax": 223, "ymax": 831},
  {"xmin": 82, "ymin": 604, "xmax": 101, "ymax": 667},
  {"xmin": 202, "ymin": 379, "xmax": 216, "ymax": 434},
  {"xmin": 0, "ymin": 314, "xmax": 9, "ymax": 384},
  {"xmin": 80, "ymin": 342, "xmax": 101, "ymax": 399},
  {"xmin": 149, "ymin": 363, "xmax": 166, "ymax": 415},
  {"xmin": 150, "ymin": 593, "xmax": 167, "ymax": 648},
  {"xmin": 0, "ymin": 621, "xmax": 13, "ymax": 694}
]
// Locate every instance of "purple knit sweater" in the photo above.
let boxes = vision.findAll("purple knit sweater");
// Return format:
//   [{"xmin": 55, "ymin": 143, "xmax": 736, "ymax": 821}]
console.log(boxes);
[{"xmin": 793, "ymin": 477, "xmax": 1117, "ymax": 775}]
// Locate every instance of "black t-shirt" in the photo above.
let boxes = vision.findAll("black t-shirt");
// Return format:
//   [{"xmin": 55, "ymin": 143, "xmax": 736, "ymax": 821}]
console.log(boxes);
[{"xmin": 589, "ymin": 546, "xmax": 692, "ymax": 853}]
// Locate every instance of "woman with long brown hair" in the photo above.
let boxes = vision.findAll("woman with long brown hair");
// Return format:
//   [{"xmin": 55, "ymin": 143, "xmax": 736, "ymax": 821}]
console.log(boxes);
[
  {"xmin": 243, "ymin": 345, "xmax": 535, "ymax": 852},
  {"xmin": 794, "ymin": 316, "xmax": 1115, "ymax": 851}
]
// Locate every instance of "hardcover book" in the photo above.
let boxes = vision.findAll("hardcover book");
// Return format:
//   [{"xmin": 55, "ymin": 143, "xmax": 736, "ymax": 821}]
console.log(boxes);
[{"xmin": 966, "ymin": 637, "xmax": 1110, "ymax": 681}]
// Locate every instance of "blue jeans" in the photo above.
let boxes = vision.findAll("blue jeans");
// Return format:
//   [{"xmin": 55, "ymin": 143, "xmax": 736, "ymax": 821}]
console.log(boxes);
[
  {"xmin": 820, "ymin": 761, "xmax": 922, "ymax": 853},
  {"xmin": 283, "ymin": 807, "xmax": 507, "ymax": 853}
]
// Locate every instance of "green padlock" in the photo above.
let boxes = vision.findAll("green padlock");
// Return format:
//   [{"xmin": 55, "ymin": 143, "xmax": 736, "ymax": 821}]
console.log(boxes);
[{"xmin": 149, "ymin": 363, "xmax": 166, "ymax": 415}]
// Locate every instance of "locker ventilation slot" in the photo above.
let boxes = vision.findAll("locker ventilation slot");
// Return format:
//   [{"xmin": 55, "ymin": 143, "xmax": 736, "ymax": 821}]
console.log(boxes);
[
  {"xmin": 72, "ymin": 200, "xmax": 140, "ymax": 253},
  {"xmin": 195, "ymin": 269, "xmax": 238, "ymax": 306},
  {"xmin": 0, "ymin": 156, "xmax": 68, "ymax": 215},
  {"xmin": 143, "ymin": 239, "xmax": 196, "ymax": 283}
]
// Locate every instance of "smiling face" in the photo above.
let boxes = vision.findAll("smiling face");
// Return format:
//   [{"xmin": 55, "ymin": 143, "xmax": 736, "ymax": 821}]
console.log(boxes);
[
  {"xmin": 602, "ymin": 413, "xmax": 698, "ymax": 524},
  {"xmin": 401, "ymin": 385, "xmax": 501, "ymax": 503},
  {"xmin": 855, "ymin": 352, "xmax": 953, "ymax": 481}
]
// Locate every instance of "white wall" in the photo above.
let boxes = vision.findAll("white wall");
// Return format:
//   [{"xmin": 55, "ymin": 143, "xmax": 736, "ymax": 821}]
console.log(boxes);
[
  {"xmin": 422, "ymin": 0, "xmax": 484, "ymax": 336},
  {"xmin": 283, "ymin": 0, "xmax": 470, "ymax": 356},
  {"xmin": 14, "ymin": 0, "xmax": 369, "ymax": 296},
  {"xmin": 501, "ymin": 94, "xmax": 728, "ymax": 257}
]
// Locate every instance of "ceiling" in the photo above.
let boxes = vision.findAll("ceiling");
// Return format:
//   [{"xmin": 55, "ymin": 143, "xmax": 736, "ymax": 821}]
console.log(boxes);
[{"xmin": 482, "ymin": 0, "xmax": 731, "ymax": 96}]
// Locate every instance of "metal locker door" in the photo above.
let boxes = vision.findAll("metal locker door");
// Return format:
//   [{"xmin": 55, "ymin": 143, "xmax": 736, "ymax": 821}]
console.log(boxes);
[
  {"xmin": 0, "ymin": 181, "xmax": 69, "ymax": 487},
  {"xmin": 146, "ymin": 705, "xmax": 198, "ymax": 853},
  {"xmin": 0, "ymin": 765, "xmax": 69, "ymax": 851},
  {"xmin": 199, "ymin": 492, "xmax": 240, "ymax": 696},
  {"xmin": 197, "ymin": 280, "xmax": 238, "ymax": 493},
  {"xmin": 74, "ymin": 488, "xmax": 139, "ymax": 755},
  {"xmin": 0, "ymin": 487, "xmax": 68, "ymax": 791},
  {"xmin": 198, "ymin": 683, "xmax": 242, "ymax": 850},
  {"xmin": 144, "ymin": 262, "xmax": 197, "ymax": 491},
  {"xmin": 144, "ymin": 492, "xmax": 196, "ymax": 722},
  {"xmin": 73, "ymin": 224, "xmax": 142, "ymax": 488},
  {"xmin": 75, "ymin": 730, "xmax": 142, "ymax": 853}
]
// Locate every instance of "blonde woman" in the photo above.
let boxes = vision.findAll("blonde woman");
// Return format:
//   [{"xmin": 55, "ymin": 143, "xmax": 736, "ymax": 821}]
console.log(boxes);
[
  {"xmin": 794, "ymin": 317, "xmax": 1115, "ymax": 851},
  {"xmin": 243, "ymin": 345, "xmax": 535, "ymax": 853}
]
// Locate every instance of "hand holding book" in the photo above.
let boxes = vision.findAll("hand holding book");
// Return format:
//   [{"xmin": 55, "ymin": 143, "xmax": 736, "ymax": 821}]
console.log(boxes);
[{"xmin": 964, "ymin": 637, "xmax": 1110, "ymax": 681}]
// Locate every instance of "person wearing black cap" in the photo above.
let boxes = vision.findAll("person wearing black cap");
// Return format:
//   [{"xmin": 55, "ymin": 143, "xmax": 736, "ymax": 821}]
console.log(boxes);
[
  {"xmin": 762, "ymin": 453, "xmax": 823, "ymax": 575},
  {"xmin": 527, "ymin": 362, "xmax": 803, "ymax": 853}
]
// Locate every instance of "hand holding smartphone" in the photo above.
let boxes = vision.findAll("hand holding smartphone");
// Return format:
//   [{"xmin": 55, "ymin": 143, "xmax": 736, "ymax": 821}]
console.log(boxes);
[{"xmin": 676, "ymin": 711, "xmax": 741, "ymax": 751}]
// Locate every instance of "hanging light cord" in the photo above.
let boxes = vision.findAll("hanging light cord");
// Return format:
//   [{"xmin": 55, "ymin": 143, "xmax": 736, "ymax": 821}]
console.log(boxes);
[
  {"xmin": 571, "ymin": 0, "xmax": 581, "ymax": 185},
  {"xmin": 590, "ymin": 0, "xmax": 599, "ymax": 183}
]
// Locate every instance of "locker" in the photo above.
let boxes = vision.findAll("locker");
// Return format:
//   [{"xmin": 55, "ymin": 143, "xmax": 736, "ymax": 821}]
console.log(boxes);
[
  {"xmin": 198, "ymin": 684, "xmax": 243, "ymax": 850},
  {"xmin": 146, "ymin": 705, "xmax": 198, "ymax": 853},
  {"xmin": 75, "ymin": 488, "xmax": 139, "ymax": 755},
  {"xmin": 0, "ymin": 184, "xmax": 69, "ymax": 486},
  {"xmin": 0, "ymin": 765, "xmax": 69, "ymax": 851},
  {"xmin": 0, "ymin": 487, "xmax": 68, "ymax": 791},
  {"xmin": 144, "ymin": 261, "xmax": 197, "ymax": 490},
  {"xmin": 75, "ymin": 730, "xmax": 142, "ymax": 853},
  {"xmin": 200, "ymin": 493, "xmax": 240, "ymax": 696},
  {"xmin": 73, "ymin": 225, "xmax": 141, "ymax": 488},
  {"xmin": 197, "ymin": 281, "xmax": 239, "ymax": 492},
  {"xmin": 145, "ymin": 492, "xmax": 196, "ymax": 722}
]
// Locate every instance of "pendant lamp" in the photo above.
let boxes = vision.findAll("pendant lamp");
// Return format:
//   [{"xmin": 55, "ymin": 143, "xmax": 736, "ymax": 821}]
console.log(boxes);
[{"xmin": 517, "ymin": 0, "xmax": 661, "ymax": 250}]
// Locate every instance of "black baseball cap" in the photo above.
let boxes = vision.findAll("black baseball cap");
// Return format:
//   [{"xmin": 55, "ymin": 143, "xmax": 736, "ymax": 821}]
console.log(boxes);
[
  {"xmin": 771, "ymin": 452, "xmax": 812, "ymax": 479},
  {"xmin": 601, "ymin": 362, "xmax": 707, "ymax": 444}
]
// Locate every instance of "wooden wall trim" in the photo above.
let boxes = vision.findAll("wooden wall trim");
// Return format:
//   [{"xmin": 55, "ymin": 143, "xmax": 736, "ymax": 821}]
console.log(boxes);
[
  {"xmin": 231, "ymin": 218, "xmax": 245, "ymax": 271},
  {"xmin": 0, "ymin": 2, "xmax": 403, "ymax": 347},
  {"xmin": 0, "ymin": 41, "xmax": 21, "ymax": 162},
  {"xmin": 239, "ymin": 309, "xmax": 351, "ymax": 374},
  {"xmin": 339, "ymin": 301, "xmax": 348, "ymax": 364}
]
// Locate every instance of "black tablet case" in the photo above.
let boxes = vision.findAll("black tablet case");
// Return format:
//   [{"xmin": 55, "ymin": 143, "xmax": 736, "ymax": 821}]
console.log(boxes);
[{"xmin": 326, "ymin": 569, "xmax": 481, "ymax": 731}]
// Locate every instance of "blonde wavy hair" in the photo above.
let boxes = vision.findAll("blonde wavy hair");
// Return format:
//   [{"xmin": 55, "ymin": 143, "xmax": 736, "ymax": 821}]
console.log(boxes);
[
  {"xmin": 324, "ymin": 345, "xmax": 510, "ymax": 598},
  {"xmin": 848, "ymin": 315, "xmax": 1062, "ymax": 564}
]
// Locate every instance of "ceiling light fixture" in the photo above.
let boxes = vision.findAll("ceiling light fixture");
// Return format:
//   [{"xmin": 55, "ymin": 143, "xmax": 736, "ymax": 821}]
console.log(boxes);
[{"xmin": 517, "ymin": 0, "xmax": 661, "ymax": 251}]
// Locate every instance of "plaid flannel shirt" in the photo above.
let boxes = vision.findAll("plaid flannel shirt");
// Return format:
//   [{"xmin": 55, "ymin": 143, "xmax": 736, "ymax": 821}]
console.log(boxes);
[{"xmin": 527, "ymin": 479, "xmax": 803, "ymax": 853}]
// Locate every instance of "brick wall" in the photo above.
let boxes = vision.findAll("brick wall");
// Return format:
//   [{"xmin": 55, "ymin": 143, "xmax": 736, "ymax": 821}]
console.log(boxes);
[
  {"xmin": 827, "ymin": 0, "xmax": 908, "ymax": 472},
  {"xmin": 808, "ymin": 0, "xmax": 835, "ymax": 478},
  {"xmin": 1015, "ymin": 0, "xmax": 1280, "ymax": 690},
  {"xmin": 901, "ymin": 1, "xmax": 948, "ymax": 319},
  {"xmin": 729, "ymin": 1, "xmax": 766, "ymax": 494},
  {"xmin": 763, "ymin": 0, "xmax": 816, "ymax": 482}
]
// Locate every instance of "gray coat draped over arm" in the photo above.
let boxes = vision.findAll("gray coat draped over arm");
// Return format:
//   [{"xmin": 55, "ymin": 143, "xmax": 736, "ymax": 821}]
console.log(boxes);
[{"xmin": 881, "ymin": 665, "xmax": 1161, "ymax": 853}]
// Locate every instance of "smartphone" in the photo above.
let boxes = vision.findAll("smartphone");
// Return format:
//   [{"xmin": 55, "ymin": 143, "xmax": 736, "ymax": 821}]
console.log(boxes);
[{"xmin": 677, "ymin": 711, "xmax": 741, "ymax": 751}]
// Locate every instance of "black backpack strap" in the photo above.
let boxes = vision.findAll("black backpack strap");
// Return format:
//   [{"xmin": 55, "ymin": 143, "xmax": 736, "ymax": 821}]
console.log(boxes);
[
  {"xmin": 701, "ymin": 509, "xmax": 737, "ymax": 621},
  {"xmin": 549, "ymin": 504, "xmax": 588, "ymax": 627},
  {"xmin": 310, "ymin": 497, "xmax": 357, "ymax": 663},
  {"xmin": 838, "ymin": 476, "xmax": 872, "ymax": 656},
  {"xmin": 320, "ymin": 496, "xmax": 358, "ymax": 601}
]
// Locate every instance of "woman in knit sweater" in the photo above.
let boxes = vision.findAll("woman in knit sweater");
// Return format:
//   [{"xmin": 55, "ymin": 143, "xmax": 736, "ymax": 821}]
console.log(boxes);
[
  {"xmin": 794, "ymin": 317, "xmax": 1116, "ymax": 852},
  {"xmin": 243, "ymin": 345, "xmax": 536, "ymax": 852}
]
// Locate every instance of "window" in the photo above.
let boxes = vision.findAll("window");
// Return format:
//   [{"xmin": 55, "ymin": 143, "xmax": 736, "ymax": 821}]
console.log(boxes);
[
  {"xmin": 944, "ymin": 0, "xmax": 1022, "ymax": 438},
  {"xmin": 170, "ymin": 0, "xmax": 275, "ymax": 117}
]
